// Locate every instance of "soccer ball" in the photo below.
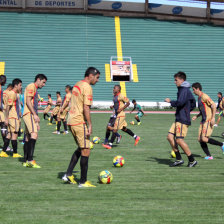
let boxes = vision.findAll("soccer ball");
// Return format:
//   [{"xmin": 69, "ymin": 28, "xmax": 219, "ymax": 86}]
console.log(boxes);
[
  {"xmin": 170, "ymin": 150, "xmax": 176, "ymax": 158},
  {"xmin": 40, "ymin": 97, "xmax": 44, "ymax": 102},
  {"xmin": 130, "ymin": 121, "xmax": 135, "ymax": 125},
  {"xmin": 98, "ymin": 170, "xmax": 113, "ymax": 184},
  {"xmin": 90, "ymin": 141, "xmax": 94, "ymax": 150},
  {"xmin": 20, "ymin": 128, "xmax": 24, "ymax": 133},
  {"xmin": 113, "ymin": 155, "xmax": 125, "ymax": 167},
  {"xmin": 93, "ymin": 136, "xmax": 100, "ymax": 144}
]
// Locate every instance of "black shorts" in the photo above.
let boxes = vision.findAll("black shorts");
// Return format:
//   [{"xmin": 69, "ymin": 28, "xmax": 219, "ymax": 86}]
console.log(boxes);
[{"xmin": 108, "ymin": 116, "xmax": 116, "ymax": 127}]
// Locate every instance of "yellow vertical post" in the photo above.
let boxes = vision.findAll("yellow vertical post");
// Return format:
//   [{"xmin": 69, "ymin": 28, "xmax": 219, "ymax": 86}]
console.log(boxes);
[{"xmin": 0, "ymin": 62, "xmax": 5, "ymax": 75}]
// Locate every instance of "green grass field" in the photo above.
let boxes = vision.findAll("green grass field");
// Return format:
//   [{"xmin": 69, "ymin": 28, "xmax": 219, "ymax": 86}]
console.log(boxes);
[{"xmin": 0, "ymin": 113, "xmax": 224, "ymax": 224}]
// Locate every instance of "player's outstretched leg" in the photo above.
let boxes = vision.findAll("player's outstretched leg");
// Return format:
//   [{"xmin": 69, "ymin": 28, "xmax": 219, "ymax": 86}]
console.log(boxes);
[
  {"xmin": 122, "ymin": 127, "xmax": 140, "ymax": 146},
  {"xmin": 102, "ymin": 128, "xmax": 111, "ymax": 148},
  {"xmin": 200, "ymin": 142, "xmax": 213, "ymax": 160}
]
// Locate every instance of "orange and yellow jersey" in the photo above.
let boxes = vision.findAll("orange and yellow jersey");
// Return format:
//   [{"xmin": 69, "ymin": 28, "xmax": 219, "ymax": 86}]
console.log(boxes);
[
  {"xmin": 56, "ymin": 96, "xmax": 62, "ymax": 106},
  {"xmin": 7, "ymin": 90, "xmax": 20, "ymax": 120},
  {"xmin": 67, "ymin": 80, "xmax": 93, "ymax": 126},
  {"xmin": 3, "ymin": 89, "xmax": 9, "ymax": 110},
  {"xmin": 198, "ymin": 92, "xmax": 215, "ymax": 123},
  {"xmin": 62, "ymin": 92, "xmax": 71, "ymax": 111},
  {"xmin": 23, "ymin": 83, "xmax": 39, "ymax": 116},
  {"xmin": 113, "ymin": 93, "xmax": 129, "ymax": 118},
  {"xmin": 0, "ymin": 86, "xmax": 4, "ymax": 111},
  {"xmin": 48, "ymin": 98, "xmax": 53, "ymax": 106}
]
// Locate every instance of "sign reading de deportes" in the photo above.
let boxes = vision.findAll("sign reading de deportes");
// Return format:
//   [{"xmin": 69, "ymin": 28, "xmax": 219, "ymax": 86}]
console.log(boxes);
[{"xmin": 34, "ymin": 1, "xmax": 75, "ymax": 7}]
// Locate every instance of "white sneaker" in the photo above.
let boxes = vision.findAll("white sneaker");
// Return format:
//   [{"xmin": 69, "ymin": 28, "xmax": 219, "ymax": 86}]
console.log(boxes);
[
  {"xmin": 6, "ymin": 147, "xmax": 12, "ymax": 152},
  {"xmin": 62, "ymin": 174, "xmax": 68, "ymax": 182},
  {"xmin": 64, "ymin": 131, "xmax": 69, "ymax": 134},
  {"xmin": 214, "ymin": 124, "xmax": 218, "ymax": 127}
]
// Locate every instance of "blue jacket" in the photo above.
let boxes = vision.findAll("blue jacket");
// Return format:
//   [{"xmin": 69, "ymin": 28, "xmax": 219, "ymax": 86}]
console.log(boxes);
[{"xmin": 170, "ymin": 81, "xmax": 196, "ymax": 125}]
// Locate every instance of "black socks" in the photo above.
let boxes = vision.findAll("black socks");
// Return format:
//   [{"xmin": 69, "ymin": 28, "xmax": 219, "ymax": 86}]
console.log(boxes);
[
  {"xmin": 28, "ymin": 138, "xmax": 36, "ymax": 161},
  {"xmin": 63, "ymin": 121, "xmax": 67, "ymax": 131},
  {"xmin": 200, "ymin": 142, "xmax": 211, "ymax": 156},
  {"xmin": 109, "ymin": 133, "xmax": 117, "ymax": 144},
  {"xmin": 66, "ymin": 150, "xmax": 81, "ymax": 176},
  {"xmin": 23, "ymin": 141, "xmax": 29, "ymax": 161},
  {"xmin": 80, "ymin": 156, "xmax": 89, "ymax": 184},
  {"xmin": 123, "ymin": 128, "xmax": 134, "ymax": 137},
  {"xmin": 57, "ymin": 121, "xmax": 61, "ymax": 132},
  {"xmin": 175, "ymin": 151, "xmax": 182, "ymax": 160},
  {"xmin": 208, "ymin": 138, "xmax": 223, "ymax": 147},
  {"xmin": 11, "ymin": 140, "xmax": 17, "ymax": 154},
  {"xmin": 3, "ymin": 138, "xmax": 10, "ymax": 152},
  {"xmin": 188, "ymin": 154, "xmax": 195, "ymax": 163}
]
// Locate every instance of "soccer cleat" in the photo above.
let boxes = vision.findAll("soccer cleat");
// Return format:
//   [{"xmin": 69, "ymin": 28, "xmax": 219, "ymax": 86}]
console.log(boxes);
[
  {"xmin": 116, "ymin": 135, "xmax": 122, "ymax": 144},
  {"xmin": 6, "ymin": 146, "xmax": 12, "ymax": 152},
  {"xmin": 187, "ymin": 160, "xmax": 197, "ymax": 167},
  {"xmin": 78, "ymin": 181, "xmax": 96, "ymax": 188},
  {"xmin": 221, "ymin": 143, "xmax": 224, "ymax": 154},
  {"xmin": 13, "ymin": 153, "xmax": 23, "ymax": 158},
  {"xmin": 0, "ymin": 151, "xmax": 9, "ymax": 157},
  {"xmin": 137, "ymin": 122, "xmax": 141, "ymax": 126},
  {"xmin": 134, "ymin": 136, "xmax": 140, "ymax": 146},
  {"xmin": 52, "ymin": 131, "xmax": 60, "ymax": 135},
  {"xmin": 67, "ymin": 175, "xmax": 77, "ymax": 184},
  {"xmin": 102, "ymin": 144, "xmax": 112, "ymax": 150},
  {"xmin": 63, "ymin": 131, "xmax": 69, "ymax": 135},
  {"xmin": 204, "ymin": 156, "xmax": 213, "ymax": 160},
  {"xmin": 170, "ymin": 150, "xmax": 176, "ymax": 158},
  {"xmin": 214, "ymin": 124, "xmax": 218, "ymax": 127},
  {"xmin": 170, "ymin": 160, "xmax": 184, "ymax": 167},
  {"xmin": 28, "ymin": 160, "xmax": 41, "ymax": 168},
  {"xmin": 47, "ymin": 123, "xmax": 52, "ymax": 126},
  {"xmin": 22, "ymin": 161, "xmax": 29, "ymax": 167}
]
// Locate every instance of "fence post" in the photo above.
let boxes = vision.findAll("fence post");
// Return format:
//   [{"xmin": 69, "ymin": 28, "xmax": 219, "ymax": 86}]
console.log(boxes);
[
  {"xmin": 145, "ymin": 0, "xmax": 149, "ymax": 15},
  {"xmin": 206, "ymin": 0, "xmax": 211, "ymax": 22}
]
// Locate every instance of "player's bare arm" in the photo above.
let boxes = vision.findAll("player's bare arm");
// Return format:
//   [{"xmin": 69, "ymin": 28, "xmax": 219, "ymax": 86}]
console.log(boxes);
[
  {"xmin": 26, "ymin": 95, "xmax": 40, "ymax": 123},
  {"xmin": 117, "ymin": 101, "xmax": 130, "ymax": 113},
  {"xmin": 4, "ymin": 104, "xmax": 11, "ymax": 126},
  {"xmin": 165, "ymin": 98, "xmax": 171, "ymax": 103},
  {"xmin": 84, "ymin": 104, "xmax": 92, "ymax": 136},
  {"xmin": 130, "ymin": 106, "xmax": 136, "ymax": 113}
]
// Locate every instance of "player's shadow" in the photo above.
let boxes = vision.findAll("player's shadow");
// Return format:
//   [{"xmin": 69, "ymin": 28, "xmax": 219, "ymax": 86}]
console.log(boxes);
[
  {"xmin": 191, "ymin": 154, "xmax": 202, "ymax": 158},
  {"xmin": 146, "ymin": 157, "xmax": 172, "ymax": 166},
  {"xmin": 211, "ymin": 135, "xmax": 224, "ymax": 139}
]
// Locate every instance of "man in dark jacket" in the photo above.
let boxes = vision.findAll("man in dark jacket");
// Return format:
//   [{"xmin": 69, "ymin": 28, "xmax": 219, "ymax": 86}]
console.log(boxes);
[{"xmin": 165, "ymin": 71, "xmax": 197, "ymax": 167}]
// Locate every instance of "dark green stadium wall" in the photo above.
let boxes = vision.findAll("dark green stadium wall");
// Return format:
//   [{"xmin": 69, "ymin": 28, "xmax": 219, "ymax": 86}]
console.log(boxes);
[{"xmin": 0, "ymin": 12, "xmax": 224, "ymax": 102}]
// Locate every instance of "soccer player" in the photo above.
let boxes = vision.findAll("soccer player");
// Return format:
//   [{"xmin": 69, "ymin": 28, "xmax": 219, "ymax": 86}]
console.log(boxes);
[
  {"xmin": 0, "ymin": 79, "xmax": 23, "ymax": 158},
  {"xmin": 130, "ymin": 99, "xmax": 144, "ymax": 125},
  {"xmin": 43, "ymin": 94, "xmax": 53, "ymax": 120},
  {"xmin": 192, "ymin": 83, "xmax": 224, "ymax": 159},
  {"xmin": 214, "ymin": 92, "xmax": 223, "ymax": 127},
  {"xmin": 0, "ymin": 75, "xmax": 7, "ymax": 153},
  {"xmin": 102, "ymin": 85, "xmax": 140, "ymax": 150},
  {"xmin": 48, "ymin": 92, "xmax": 62, "ymax": 125},
  {"xmin": 63, "ymin": 67, "xmax": 100, "ymax": 187},
  {"xmin": 53, "ymin": 85, "xmax": 72, "ymax": 135},
  {"xmin": 165, "ymin": 71, "xmax": 197, "ymax": 167},
  {"xmin": 22, "ymin": 74, "xmax": 47, "ymax": 168}
]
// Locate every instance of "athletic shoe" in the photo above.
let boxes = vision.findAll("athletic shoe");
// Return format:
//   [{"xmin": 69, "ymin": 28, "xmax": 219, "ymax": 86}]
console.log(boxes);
[
  {"xmin": 204, "ymin": 156, "xmax": 213, "ymax": 160},
  {"xmin": 137, "ymin": 122, "xmax": 141, "ymax": 126},
  {"xmin": 22, "ymin": 161, "xmax": 29, "ymax": 167},
  {"xmin": 116, "ymin": 135, "xmax": 122, "ymax": 144},
  {"xmin": 170, "ymin": 150, "xmax": 176, "ymax": 158},
  {"xmin": 0, "ymin": 151, "xmax": 9, "ymax": 157},
  {"xmin": 13, "ymin": 153, "xmax": 23, "ymax": 158},
  {"xmin": 187, "ymin": 160, "xmax": 198, "ymax": 167},
  {"xmin": 134, "ymin": 136, "xmax": 140, "ymax": 146},
  {"xmin": 78, "ymin": 181, "xmax": 96, "ymax": 188},
  {"xmin": 221, "ymin": 143, "xmax": 224, "ymax": 154},
  {"xmin": 64, "ymin": 131, "xmax": 69, "ymax": 135},
  {"xmin": 214, "ymin": 124, "xmax": 218, "ymax": 127},
  {"xmin": 6, "ymin": 146, "xmax": 12, "ymax": 152},
  {"xmin": 102, "ymin": 144, "xmax": 112, "ymax": 150},
  {"xmin": 170, "ymin": 160, "xmax": 184, "ymax": 167},
  {"xmin": 28, "ymin": 160, "xmax": 41, "ymax": 168},
  {"xmin": 47, "ymin": 123, "xmax": 52, "ymax": 126},
  {"xmin": 52, "ymin": 131, "xmax": 60, "ymax": 135},
  {"xmin": 67, "ymin": 175, "xmax": 77, "ymax": 184}
]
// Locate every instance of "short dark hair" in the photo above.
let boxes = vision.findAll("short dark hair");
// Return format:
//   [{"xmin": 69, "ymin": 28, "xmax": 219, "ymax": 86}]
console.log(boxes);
[
  {"xmin": 65, "ymin": 85, "xmax": 72, "ymax": 91},
  {"xmin": 174, "ymin": 71, "xmax": 186, "ymax": 81},
  {"xmin": 218, "ymin": 92, "xmax": 222, "ymax": 96},
  {"xmin": 56, "ymin": 91, "xmax": 61, "ymax": 95},
  {"xmin": 35, "ymin": 74, "xmax": 47, "ymax": 82},
  {"xmin": 12, "ymin": 78, "xmax": 22, "ymax": 87},
  {"xmin": 7, "ymin": 83, "xmax": 13, "ymax": 89},
  {"xmin": 0, "ymin": 75, "xmax": 6, "ymax": 85},
  {"xmin": 192, "ymin": 82, "xmax": 202, "ymax": 91},
  {"xmin": 85, "ymin": 67, "xmax": 100, "ymax": 77},
  {"xmin": 114, "ymin": 85, "xmax": 121, "ymax": 92},
  {"xmin": 48, "ymin": 94, "xmax": 51, "ymax": 97},
  {"xmin": 132, "ymin": 99, "xmax": 136, "ymax": 103}
]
